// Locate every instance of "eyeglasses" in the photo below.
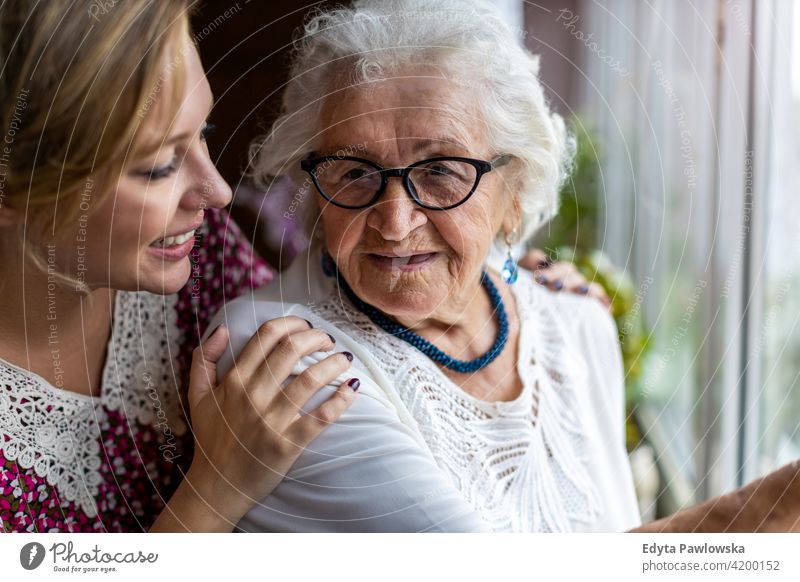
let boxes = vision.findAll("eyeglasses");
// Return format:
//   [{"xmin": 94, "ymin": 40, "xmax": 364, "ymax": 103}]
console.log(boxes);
[{"xmin": 299, "ymin": 154, "xmax": 512, "ymax": 210}]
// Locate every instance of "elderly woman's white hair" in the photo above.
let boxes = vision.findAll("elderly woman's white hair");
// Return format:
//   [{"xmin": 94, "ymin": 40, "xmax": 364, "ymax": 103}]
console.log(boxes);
[{"xmin": 250, "ymin": 0, "xmax": 573, "ymax": 244}]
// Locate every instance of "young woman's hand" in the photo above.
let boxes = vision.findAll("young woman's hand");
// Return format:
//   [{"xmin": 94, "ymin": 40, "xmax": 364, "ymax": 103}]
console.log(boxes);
[
  {"xmin": 151, "ymin": 317, "xmax": 357, "ymax": 532},
  {"xmin": 520, "ymin": 248, "xmax": 612, "ymax": 310}
]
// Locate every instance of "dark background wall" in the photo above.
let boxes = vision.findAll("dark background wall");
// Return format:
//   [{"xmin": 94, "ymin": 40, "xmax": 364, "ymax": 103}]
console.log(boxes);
[
  {"xmin": 191, "ymin": 1, "xmax": 340, "ymax": 187},
  {"xmin": 191, "ymin": 1, "xmax": 341, "ymax": 264}
]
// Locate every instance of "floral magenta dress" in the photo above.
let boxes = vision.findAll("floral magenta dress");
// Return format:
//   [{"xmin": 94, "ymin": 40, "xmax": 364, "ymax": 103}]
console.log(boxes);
[{"xmin": 0, "ymin": 210, "xmax": 273, "ymax": 532}]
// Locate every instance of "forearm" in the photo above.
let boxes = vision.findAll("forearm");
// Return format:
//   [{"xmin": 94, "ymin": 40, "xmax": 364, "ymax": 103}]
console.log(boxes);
[{"xmin": 631, "ymin": 461, "xmax": 800, "ymax": 533}]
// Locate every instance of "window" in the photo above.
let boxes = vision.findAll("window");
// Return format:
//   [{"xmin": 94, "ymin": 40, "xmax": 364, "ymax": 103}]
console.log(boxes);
[{"xmin": 557, "ymin": 0, "xmax": 799, "ymax": 515}]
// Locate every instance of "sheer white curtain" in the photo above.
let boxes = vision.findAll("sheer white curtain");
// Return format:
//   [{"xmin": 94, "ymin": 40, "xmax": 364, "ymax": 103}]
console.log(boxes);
[
  {"xmin": 573, "ymin": 0, "xmax": 759, "ymax": 511},
  {"xmin": 747, "ymin": 0, "xmax": 800, "ymax": 482}
]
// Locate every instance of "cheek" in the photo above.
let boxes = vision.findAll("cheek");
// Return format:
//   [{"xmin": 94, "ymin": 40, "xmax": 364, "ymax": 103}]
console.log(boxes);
[
  {"xmin": 111, "ymin": 187, "xmax": 175, "ymax": 245},
  {"xmin": 432, "ymin": 210, "xmax": 494, "ymax": 265},
  {"xmin": 321, "ymin": 209, "xmax": 363, "ymax": 254}
]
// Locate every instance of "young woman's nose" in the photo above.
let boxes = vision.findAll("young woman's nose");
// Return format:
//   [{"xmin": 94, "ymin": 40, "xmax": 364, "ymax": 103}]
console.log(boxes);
[{"xmin": 180, "ymin": 156, "xmax": 232, "ymax": 211}]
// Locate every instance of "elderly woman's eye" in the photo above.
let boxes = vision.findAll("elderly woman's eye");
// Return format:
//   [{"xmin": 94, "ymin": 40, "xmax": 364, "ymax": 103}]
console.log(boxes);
[
  {"xmin": 427, "ymin": 163, "xmax": 454, "ymax": 176},
  {"xmin": 343, "ymin": 167, "xmax": 370, "ymax": 180},
  {"xmin": 416, "ymin": 161, "xmax": 472, "ymax": 183}
]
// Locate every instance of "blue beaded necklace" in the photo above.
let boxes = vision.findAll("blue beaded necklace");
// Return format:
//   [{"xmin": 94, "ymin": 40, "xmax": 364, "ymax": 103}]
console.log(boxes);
[{"xmin": 329, "ymin": 256, "xmax": 509, "ymax": 374}]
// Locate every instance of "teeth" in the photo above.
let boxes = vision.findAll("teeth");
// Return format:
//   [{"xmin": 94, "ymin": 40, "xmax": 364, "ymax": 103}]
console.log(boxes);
[
  {"xmin": 385, "ymin": 253, "xmax": 435, "ymax": 266},
  {"xmin": 408, "ymin": 253, "xmax": 433, "ymax": 264},
  {"xmin": 153, "ymin": 229, "xmax": 195, "ymax": 248}
]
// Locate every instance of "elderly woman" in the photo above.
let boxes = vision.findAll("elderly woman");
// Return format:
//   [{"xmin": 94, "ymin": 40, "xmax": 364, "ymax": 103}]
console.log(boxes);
[
  {"xmin": 210, "ymin": 0, "xmax": 633, "ymax": 533},
  {"xmin": 211, "ymin": 0, "xmax": 800, "ymax": 532}
]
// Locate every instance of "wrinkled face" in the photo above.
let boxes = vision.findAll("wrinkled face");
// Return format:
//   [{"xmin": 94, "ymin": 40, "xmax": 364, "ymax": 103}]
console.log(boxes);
[
  {"xmin": 316, "ymin": 74, "xmax": 516, "ymax": 323},
  {"xmin": 54, "ymin": 40, "xmax": 231, "ymax": 295}
]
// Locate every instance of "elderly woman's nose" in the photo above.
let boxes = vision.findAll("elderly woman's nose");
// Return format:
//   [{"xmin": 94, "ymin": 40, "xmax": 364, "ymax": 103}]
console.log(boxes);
[{"xmin": 366, "ymin": 180, "xmax": 427, "ymax": 240}]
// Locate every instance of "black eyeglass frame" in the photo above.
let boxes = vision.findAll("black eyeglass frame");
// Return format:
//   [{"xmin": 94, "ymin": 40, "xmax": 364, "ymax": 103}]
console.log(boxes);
[{"xmin": 299, "ymin": 154, "xmax": 513, "ymax": 210}]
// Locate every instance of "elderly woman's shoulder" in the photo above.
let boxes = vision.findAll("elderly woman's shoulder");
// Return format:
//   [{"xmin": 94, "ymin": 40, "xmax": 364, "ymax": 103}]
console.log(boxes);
[
  {"xmin": 222, "ymin": 281, "xmax": 313, "ymax": 320},
  {"xmin": 207, "ymin": 278, "xmax": 317, "ymax": 340},
  {"xmin": 526, "ymin": 277, "xmax": 619, "ymax": 342}
]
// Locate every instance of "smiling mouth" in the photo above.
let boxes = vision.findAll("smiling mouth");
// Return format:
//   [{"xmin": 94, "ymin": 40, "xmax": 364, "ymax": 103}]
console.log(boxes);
[
  {"xmin": 368, "ymin": 252, "xmax": 438, "ymax": 269},
  {"xmin": 150, "ymin": 229, "xmax": 196, "ymax": 249}
]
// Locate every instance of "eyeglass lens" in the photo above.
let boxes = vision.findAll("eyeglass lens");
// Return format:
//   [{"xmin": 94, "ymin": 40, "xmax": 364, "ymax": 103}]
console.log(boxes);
[{"xmin": 312, "ymin": 159, "xmax": 479, "ymax": 208}]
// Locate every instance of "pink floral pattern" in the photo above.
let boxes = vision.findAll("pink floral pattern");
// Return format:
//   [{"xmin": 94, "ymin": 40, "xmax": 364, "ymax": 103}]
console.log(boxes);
[{"xmin": 0, "ymin": 210, "xmax": 273, "ymax": 532}]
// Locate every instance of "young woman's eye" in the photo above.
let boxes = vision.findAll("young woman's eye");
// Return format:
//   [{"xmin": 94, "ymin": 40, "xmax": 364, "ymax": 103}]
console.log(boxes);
[
  {"xmin": 136, "ymin": 158, "xmax": 177, "ymax": 181},
  {"xmin": 200, "ymin": 122, "xmax": 216, "ymax": 142}
]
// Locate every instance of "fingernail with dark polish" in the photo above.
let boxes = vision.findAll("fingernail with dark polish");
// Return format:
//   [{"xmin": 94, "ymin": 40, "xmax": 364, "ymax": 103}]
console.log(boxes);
[
  {"xmin": 327, "ymin": 333, "xmax": 336, "ymax": 344},
  {"xmin": 578, "ymin": 284, "xmax": 590, "ymax": 294},
  {"xmin": 305, "ymin": 319, "xmax": 314, "ymax": 329},
  {"xmin": 347, "ymin": 378, "xmax": 360, "ymax": 391},
  {"xmin": 537, "ymin": 275, "xmax": 548, "ymax": 284},
  {"xmin": 342, "ymin": 351, "xmax": 354, "ymax": 362},
  {"xmin": 553, "ymin": 279, "xmax": 563, "ymax": 290}
]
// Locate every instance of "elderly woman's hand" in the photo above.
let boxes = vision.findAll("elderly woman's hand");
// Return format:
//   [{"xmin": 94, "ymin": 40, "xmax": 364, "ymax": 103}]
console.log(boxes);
[
  {"xmin": 520, "ymin": 249, "xmax": 611, "ymax": 310},
  {"xmin": 632, "ymin": 459, "xmax": 800, "ymax": 532}
]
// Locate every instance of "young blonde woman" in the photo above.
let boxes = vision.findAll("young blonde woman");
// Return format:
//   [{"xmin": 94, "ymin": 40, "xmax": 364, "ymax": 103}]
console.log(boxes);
[
  {"xmin": 0, "ymin": 1, "xmax": 365, "ymax": 533},
  {"xmin": 0, "ymin": 1, "xmax": 599, "ymax": 533}
]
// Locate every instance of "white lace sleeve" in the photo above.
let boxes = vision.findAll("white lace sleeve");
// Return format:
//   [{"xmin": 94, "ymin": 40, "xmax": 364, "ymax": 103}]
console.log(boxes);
[{"xmin": 207, "ymin": 298, "xmax": 491, "ymax": 533}]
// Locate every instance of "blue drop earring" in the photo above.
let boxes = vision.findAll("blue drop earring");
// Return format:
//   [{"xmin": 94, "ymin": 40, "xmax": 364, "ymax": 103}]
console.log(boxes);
[{"xmin": 501, "ymin": 228, "xmax": 519, "ymax": 284}]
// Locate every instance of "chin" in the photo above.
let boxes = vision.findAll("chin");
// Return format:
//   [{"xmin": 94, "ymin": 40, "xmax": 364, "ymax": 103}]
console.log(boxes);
[
  {"xmin": 365, "ymin": 286, "xmax": 441, "ymax": 321},
  {"xmin": 135, "ymin": 259, "xmax": 192, "ymax": 295}
]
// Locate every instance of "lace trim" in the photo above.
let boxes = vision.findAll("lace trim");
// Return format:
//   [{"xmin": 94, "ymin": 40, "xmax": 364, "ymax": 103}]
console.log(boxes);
[
  {"xmin": 311, "ymin": 275, "xmax": 603, "ymax": 532},
  {"xmin": 0, "ymin": 291, "xmax": 183, "ymax": 518},
  {"xmin": 103, "ymin": 291, "xmax": 186, "ymax": 436}
]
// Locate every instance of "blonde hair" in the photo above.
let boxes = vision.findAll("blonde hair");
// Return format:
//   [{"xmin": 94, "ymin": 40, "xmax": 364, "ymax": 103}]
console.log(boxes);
[{"xmin": 0, "ymin": 0, "xmax": 195, "ymax": 286}]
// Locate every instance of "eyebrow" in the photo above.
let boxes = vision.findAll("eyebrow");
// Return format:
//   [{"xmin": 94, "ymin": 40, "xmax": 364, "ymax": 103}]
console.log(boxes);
[
  {"xmin": 159, "ymin": 98, "xmax": 215, "ymax": 147},
  {"xmin": 132, "ymin": 100, "xmax": 214, "ymax": 162},
  {"xmin": 411, "ymin": 137, "xmax": 471, "ymax": 152},
  {"xmin": 322, "ymin": 136, "xmax": 472, "ymax": 156},
  {"xmin": 160, "ymin": 132, "xmax": 192, "ymax": 147}
]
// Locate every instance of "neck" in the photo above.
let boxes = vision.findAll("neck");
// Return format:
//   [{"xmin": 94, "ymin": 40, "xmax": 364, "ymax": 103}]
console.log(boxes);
[{"xmin": 0, "ymin": 244, "xmax": 113, "ymax": 389}]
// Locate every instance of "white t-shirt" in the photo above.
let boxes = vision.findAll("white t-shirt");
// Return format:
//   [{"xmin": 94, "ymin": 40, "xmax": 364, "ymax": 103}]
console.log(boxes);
[{"xmin": 208, "ymin": 248, "xmax": 642, "ymax": 532}]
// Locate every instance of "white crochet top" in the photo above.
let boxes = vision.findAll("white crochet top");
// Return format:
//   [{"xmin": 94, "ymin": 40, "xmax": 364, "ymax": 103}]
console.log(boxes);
[{"xmin": 211, "ymin": 249, "xmax": 642, "ymax": 533}]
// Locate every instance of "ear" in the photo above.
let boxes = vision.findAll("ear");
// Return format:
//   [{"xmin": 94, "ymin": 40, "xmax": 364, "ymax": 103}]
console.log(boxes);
[{"xmin": 500, "ymin": 193, "xmax": 522, "ymax": 239}]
